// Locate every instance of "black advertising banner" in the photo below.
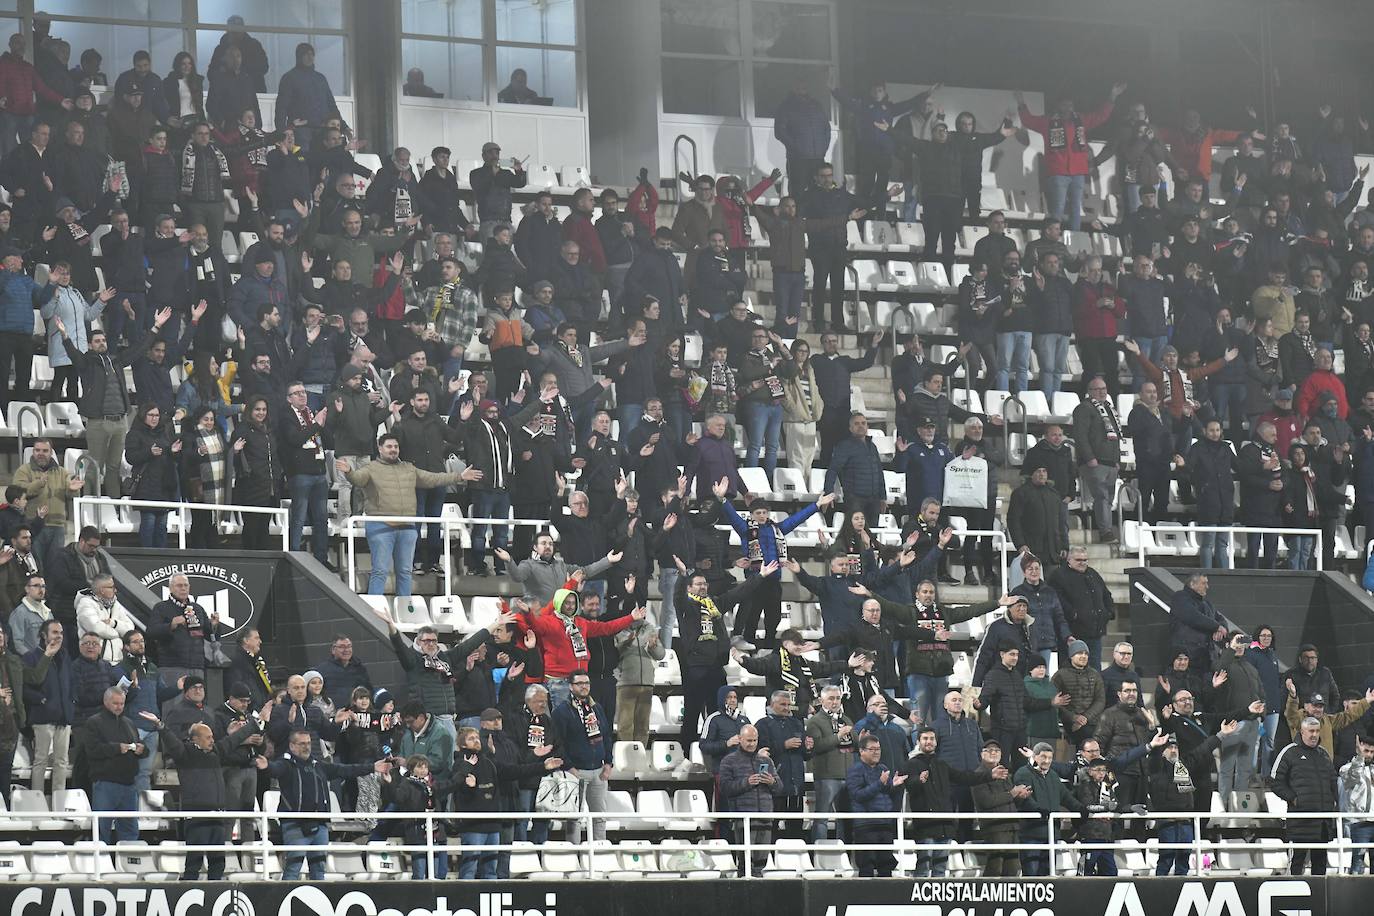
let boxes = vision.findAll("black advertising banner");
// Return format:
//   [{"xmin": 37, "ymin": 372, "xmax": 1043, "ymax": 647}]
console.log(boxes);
[
  {"xmin": 806, "ymin": 878, "xmax": 1325, "ymax": 916},
  {"xmin": 109, "ymin": 549, "xmax": 283, "ymax": 639},
  {"xmin": 0, "ymin": 881, "xmax": 803, "ymax": 916}
]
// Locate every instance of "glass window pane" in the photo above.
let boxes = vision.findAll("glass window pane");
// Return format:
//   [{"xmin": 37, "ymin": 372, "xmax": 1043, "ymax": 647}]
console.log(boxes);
[
  {"xmin": 197, "ymin": 29, "xmax": 346, "ymax": 94},
  {"xmin": 753, "ymin": 2, "xmax": 830, "ymax": 60},
  {"xmin": 495, "ymin": 0, "xmax": 575, "ymax": 46},
  {"xmin": 495, "ymin": 47, "xmax": 577, "ymax": 108},
  {"xmin": 60, "ymin": 23, "xmax": 183, "ymax": 81},
  {"xmin": 196, "ymin": 0, "xmax": 343, "ymax": 30},
  {"xmin": 661, "ymin": 0, "xmax": 740, "ymax": 56},
  {"xmin": 44, "ymin": 0, "xmax": 179, "ymax": 20},
  {"xmin": 753, "ymin": 62, "xmax": 829, "ymax": 119},
  {"xmin": 401, "ymin": 0, "xmax": 481, "ymax": 40},
  {"xmin": 401, "ymin": 39, "xmax": 483, "ymax": 103},
  {"xmin": 662, "ymin": 58, "xmax": 740, "ymax": 117}
]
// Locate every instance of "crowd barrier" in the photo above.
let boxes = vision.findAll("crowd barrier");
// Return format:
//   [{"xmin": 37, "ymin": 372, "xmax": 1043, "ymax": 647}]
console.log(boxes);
[{"xmin": 25, "ymin": 808, "xmax": 1374, "ymax": 882}]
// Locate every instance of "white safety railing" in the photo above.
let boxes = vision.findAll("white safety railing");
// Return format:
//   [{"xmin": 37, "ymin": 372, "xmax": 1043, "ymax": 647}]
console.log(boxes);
[
  {"xmin": 947, "ymin": 527, "xmax": 1011, "ymax": 587},
  {"xmin": 1135, "ymin": 524, "xmax": 1324, "ymax": 572},
  {"xmin": 74, "ymin": 496, "xmax": 290, "ymax": 551},
  {"xmin": 41, "ymin": 807, "xmax": 1374, "ymax": 881}
]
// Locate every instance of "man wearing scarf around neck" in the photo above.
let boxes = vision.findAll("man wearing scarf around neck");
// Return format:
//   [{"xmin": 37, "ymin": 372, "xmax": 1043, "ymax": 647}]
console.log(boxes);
[
  {"xmin": 550, "ymin": 670, "xmax": 614, "ymax": 845},
  {"xmin": 388, "ymin": 610, "xmax": 514, "ymax": 744},
  {"xmin": 672, "ymin": 559, "xmax": 771, "ymax": 749},
  {"xmin": 514, "ymin": 577, "xmax": 645, "ymax": 708},
  {"xmin": 805, "ymin": 684, "xmax": 855, "ymax": 841},
  {"xmin": 717, "ymin": 477, "xmax": 835, "ymax": 647},
  {"xmin": 734, "ymin": 628, "xmax": 860, "ymax": 719},
  {"xmin": 147, "ymin": 573, "xmax": 219, "ymax": 685}
]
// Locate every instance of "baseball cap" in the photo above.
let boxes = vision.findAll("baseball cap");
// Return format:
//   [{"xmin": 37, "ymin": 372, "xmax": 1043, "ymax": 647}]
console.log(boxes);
[{"xmin": 1310, "ymin": 693, "xmax": 1327, "ymax": 706}]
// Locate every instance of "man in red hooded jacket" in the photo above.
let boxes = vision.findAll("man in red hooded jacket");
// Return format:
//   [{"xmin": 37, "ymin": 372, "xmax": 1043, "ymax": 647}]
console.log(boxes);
[
  {"xmin": 515, "ymin": 574, "xmax": 644, "ymax": 707},
  {"xmin": 1015, "ymin": 81, "xmax": 1125, "ymax": 231}
]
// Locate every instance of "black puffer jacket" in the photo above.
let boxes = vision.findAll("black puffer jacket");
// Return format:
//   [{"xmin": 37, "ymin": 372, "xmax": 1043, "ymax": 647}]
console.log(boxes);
[
  {"xmin": 1271, "ymin": 739, "xmax": 1339, "ymax": 841},
  {"xmin": 979, "ymin": 662, "xmax": 1051, "ymax": 747},
  {"xmin": 1168, "ymin": 585, "xmax": 1222, "ymax": 659},
  {"xmin": 230, "ymin": 419, "xmax": 280, "ymax": 505}
]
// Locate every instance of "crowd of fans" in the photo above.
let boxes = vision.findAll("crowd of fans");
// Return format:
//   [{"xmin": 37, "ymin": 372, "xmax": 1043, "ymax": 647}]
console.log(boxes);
[{"xmin": 0, "ymin": 14, "xmax": 1370, "ymax": 884}]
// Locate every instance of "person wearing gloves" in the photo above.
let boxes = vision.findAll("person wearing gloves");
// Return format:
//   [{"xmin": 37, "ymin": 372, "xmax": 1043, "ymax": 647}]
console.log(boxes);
[
  {"xmin": 336, "ymin": 432, "xmax": 482, "ymax": 597},
  {"xmin": 74, "ymin": 574, "xmax": 137, "ymax": 664}
]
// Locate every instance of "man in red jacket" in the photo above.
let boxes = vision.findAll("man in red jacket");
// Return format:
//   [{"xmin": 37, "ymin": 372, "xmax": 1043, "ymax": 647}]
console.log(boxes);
[
  {"xmin": 0, "ymin": 33, "xmax": 72, "ymax": 160},
  {"xmin": 514, "ymin": 575, "xmax": 644, "ymax": 707},
  {"xmin": 1296, "ymin": 348, "xmax": 1349, "ymax": 420},
  {"xmin": 1015, "ymin": 81, "xmax": 1126, "ymax": 231}
]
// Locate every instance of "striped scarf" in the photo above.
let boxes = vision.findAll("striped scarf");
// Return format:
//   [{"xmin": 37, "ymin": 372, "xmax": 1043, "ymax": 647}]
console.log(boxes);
[{"xmin": 195, "ymin": 429, "xmax": 227, "ymax": 504}]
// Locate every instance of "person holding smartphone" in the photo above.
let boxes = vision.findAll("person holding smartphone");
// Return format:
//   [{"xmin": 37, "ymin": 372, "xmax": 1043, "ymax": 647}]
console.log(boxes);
[{"xmin": 717, "ymin": 723, "xmax": 782, "ymax": 877}]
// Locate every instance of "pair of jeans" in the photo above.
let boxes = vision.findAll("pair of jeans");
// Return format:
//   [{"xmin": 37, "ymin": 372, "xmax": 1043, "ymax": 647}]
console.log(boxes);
[
  {"xmin": 281, "ymin": 821, "xmax": 328, "ymax": 880},
  {"xmin": 0, "ymin": 112, "xmax": 33, "ymax": 160},
  {"xmin": 1217, "ymin": 717, "xmax": 1259, "ymax": 799},
  {"xmin": 1081, "ymin": 463, "xmax": 1118, "ymax": 535},
  {"xmin": 1046, "ymin": 173, "xmax": 1086, "ymax": 231},
  {"xmin": 810, "ymin": 778, "xmax": 844, "ymax": 841},
  {"xmin": 414, "ymin": 485, "xmax": 447, "ymax": 566},
  {"xmin": 1130, "ymin": 335, "xmax": 1169, "ymax": 391},
  {"xmin": 468, "ymin": 489, "xmax": 512, "ymax": 566},
  {"xmin": 773, "ymin": 270, "xmax": 805, "ymax": 329},
  {"xmin": 1082, "ymin": 847, "xmax": 1118, "ymax": 875},
  {"xmin": 1259, "ymin": 711, "xmax": 1280, "ymax": 774},
  {"xmin": 996, "ymin": 331, "xmax": 1032, "ymax": 392},
  {"xmin": 1198, "ymin": 531, "xmax": 1233, "ymax": 568},
  {"xmin": 664, "ymin": 400, "xmax": 689, "ymax": 444},
  {"xmin": 92, "ymin": 780, "xmax": 140, "ymax": 844},
  {"xmin": 365, "ymin": 521, "xmax": 419, "ymax": 595},
  {"xmin": 906, "ymin": 673, "xmax": 949, "ymax": 726},
  {"xmin": 617, "ymin": 403, "xmax": 643, "ymax": 446},
  {"xmin": 1078, "ymin": 338, "xmax": 1121, "ymax": 398},
  {"xmin": 545, "ymin": 677, "xmax": 572, "ymax": 709},
  {"xmin": 566, "ymin": 769, "xmax": 608, "ymax": 843},
  {"xmin": 458, "ymin": 831, "xmax": 498, "ymax": 878},
  {"xmin": 741, "ymin": 401, "xmax": 783, "ymax": 479},
  {"xmin": 913, "ymin": 836, "xmax": 950, "ymax": 877},
  {"xmin": 1156, "ymin": 822, "xmax": 1194, "ymax": 875},
  {"xmin": 1348, "ymin": 821, "xmax": 1374, "ymax": 874},
  {"xmin": 1287, "ymin": 534, "xmax": 1314, "ymax": 570},
  {"xmin": 1034, "ymin": 332, "xmax": 1070, "ymax": 396},
  {"xmin": 1019, "ymin": 845, "xmax": 1050, "ymax": 876},
  {"xmin": 657, "ymin": 566, "xmax": 679, "ymax": 649},
  {"xmin": 138, "ymin": 510, "xmax": 169, "ymax": 547},
  {"xmin": 135, "ymin": 728, "xmax": 159, "ymax": 792},
  {"xmin": 413, "ymin": 838, "xmax": 451, "ymax": 879},
  {"xmin": 289, "ymin": 473, "xmax": 330, "ymax": 562},
  {"xmin": 515, "ymin": 789, "xmax": 549, "ymax": 844}
]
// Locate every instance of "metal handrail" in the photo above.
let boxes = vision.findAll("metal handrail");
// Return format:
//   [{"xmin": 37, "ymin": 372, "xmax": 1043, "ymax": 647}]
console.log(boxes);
[
  {"xmin": 1134, "ymin": 522, "xmax": 1324, "ymax": 572},
  {"xmin": 73, "ymin": 495, "xmax": 290, "ymax": 551},
  {"xmin": 672, "ymin": 134, "xmax": 698, "ymax": 190},
  {"xmin": 887, "ymin": 302, "xmax": 918, "ymax": 354},
  {"xmin": 999, "ymin": 395, "xmax": 1027, "ymax": 471},
  {"xmin": 14, "ymin": 403, "xmax": 43, "ymax": 464},
  {"xmin": 941, "ymin": 525, "xmax": 1011, "ymax": 588},
  {"xmin": 40, "ymin": 806, "xmax": 1374, "ymax": 882}
]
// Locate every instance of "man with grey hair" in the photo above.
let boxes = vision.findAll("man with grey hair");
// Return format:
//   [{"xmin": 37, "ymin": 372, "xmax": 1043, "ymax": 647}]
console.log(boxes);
[
  {"xmin": 1049, "ymin": 545, "xmax": 1114, "ymax": 668},
  {"xmin": 805, "ymin": 684, "xmax": 855, "ymax": 840},
  {"xmin": 1072, "ymin": 374, "xmax": 1121, "ymax": 543},
  {"xmin": 147, "ymin": 573, "xmax": 218, "ymax": 685},
  {"xmin": 1271, "ymin": 715, "xmax": 1339, "ymax": 875},
  {"xmin": 755, "ymin": 689, "xmax": 809, "ymax": 837},
  {"xmin": 75, "ymin": 573, "xmax": 137, "ymax": 663},
  {"xmin": 82, "ymin": 684, "xmax": 146, "ymax": 844},
  {"xmin": 1168, "ymin": 572, "xmax": 1226, "ymax": 672},
  {"xmin": 507, "ymin": 682, "xmax": 556, "ymax": 844}
]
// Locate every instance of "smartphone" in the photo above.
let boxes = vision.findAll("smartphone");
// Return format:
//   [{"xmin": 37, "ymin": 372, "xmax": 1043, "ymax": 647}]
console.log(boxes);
[{"xmin": 757, "ymin": 761, "xmax": 774, "ymax": 776}]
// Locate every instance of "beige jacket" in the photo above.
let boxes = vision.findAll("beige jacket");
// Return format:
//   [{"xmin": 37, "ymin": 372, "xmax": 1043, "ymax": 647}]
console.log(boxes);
[
  {"xmin": 344, "ymin": 459, "xmax": 464, "ymax": 526},
  {"xmin": 783, "ymin": 360, "xmax": 824, "ymax": 423},
  {"xmin": 13, "ymin": 459, "xmax": 74, "ymax": 524}
]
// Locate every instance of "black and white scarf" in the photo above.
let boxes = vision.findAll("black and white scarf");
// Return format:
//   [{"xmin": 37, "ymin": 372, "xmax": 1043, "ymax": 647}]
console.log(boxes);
[
  {"xmin": 562, "ymin": 615, "xmax": 589, "ymax": 660},
  {"xmin": 523, "ymin": 707, "xmax": 547, "ymax": 747},
  {"xmin": 418, "ymin": 647, "xmax": 453, "ymax": 680},
  {"xmin": 1294, "ymin": 328, "xmax": 1317, "ymax": 359},
  {"xmin": 571, "ymin": 697, "xmax": 602, "ymax": 744},
  {"xmin": 476, "ymin": 418, "xmax": 514, "ymax": 488},
  {"xmin": 180, "ymin": 140, "xmax": 230, "ymax": 196},
  {"xmin": 1092, "ymin": 397, "xmax": 1122, "ymax": 439}
]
